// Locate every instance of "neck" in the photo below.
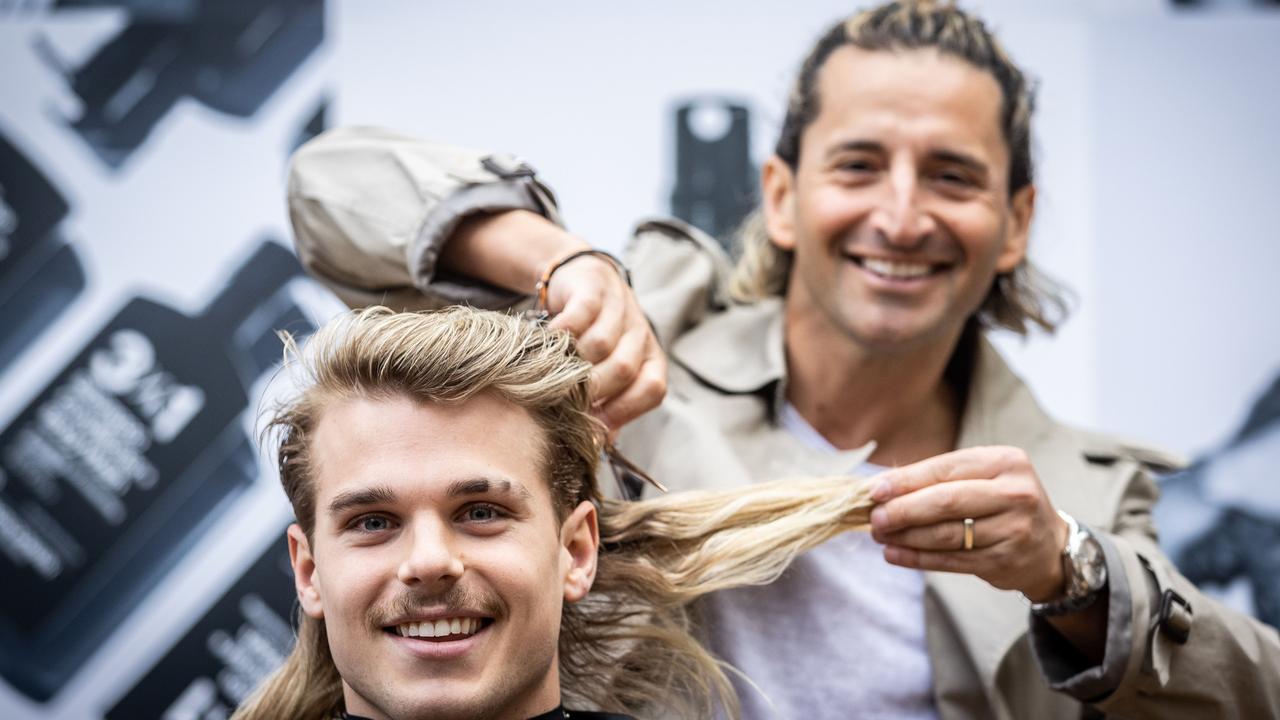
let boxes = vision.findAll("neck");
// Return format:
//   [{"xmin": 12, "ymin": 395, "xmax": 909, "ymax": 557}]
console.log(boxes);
[{"xmin": 783, "ymin": 305, "xmax": 969, "ymax": 466}]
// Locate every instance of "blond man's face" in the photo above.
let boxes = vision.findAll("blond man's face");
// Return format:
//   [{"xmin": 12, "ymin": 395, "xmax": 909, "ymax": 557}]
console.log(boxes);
[{"xmin": 288, "ymin": 393, "xmax": 598, "ymax": 720}]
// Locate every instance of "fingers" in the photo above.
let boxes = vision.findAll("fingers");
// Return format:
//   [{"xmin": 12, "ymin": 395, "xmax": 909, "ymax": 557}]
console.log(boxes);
[
  {"xmin": 572, "ymin": 292, "xmax": 625, "ymax": 363},
  {"xmin": 877, "ymin": 504, "xmax": 1068, "ymax": 596},
  {"xmin": 871, "ymin": 446, "xmax": 1030, "ymax": 501},
  {"xmin": 881, "ymin": 519, "xmax": 1061, "ymax": 595},
  {"xmin": 875, "ymin": 513, "xmax": 999, "ymax": 552},
  {"xmin": 589, "ymin": 325, "xmax": 645, "ymax": 399},
  {"xmin": 870, "ymin": 448, "xmax": 1066, "ymax": 598},
  {"xmin": 548, "ymin": 284, "xmax": 604, "ymax": 338},
  {"xmin": 596, "ymin": 351, "xmax": 667, "ymax": 434},
  {"xmin": 869, "ymin": 479, "xmax": 1007, "ymax": 535},
  {"xmin": 882, "ymin": 545, "xmax": 1004, "ymax": 575},
  {"xmin": 538, "ymin": 254, "xmax": 668, "ymax": 431}
]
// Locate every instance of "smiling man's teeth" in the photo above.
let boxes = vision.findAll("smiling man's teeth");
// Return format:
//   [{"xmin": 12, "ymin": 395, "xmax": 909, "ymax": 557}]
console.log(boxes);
[
  {"xmin": 395, "ymin": 617, "xmax": 481, "ymax": 638},
  {"xmin": 861, "ymin": 258, "xmax": 933, "ymax": 279}
]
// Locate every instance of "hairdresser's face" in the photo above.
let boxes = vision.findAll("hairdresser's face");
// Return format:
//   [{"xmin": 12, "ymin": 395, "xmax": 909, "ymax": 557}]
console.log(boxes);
[
  {"xmin": 288, "ymin": 393, "xmax": 598, "ymax": 720},
  {"xmin": 763, "ymin": 46, "xmax": 1034, "ymax": 353}
]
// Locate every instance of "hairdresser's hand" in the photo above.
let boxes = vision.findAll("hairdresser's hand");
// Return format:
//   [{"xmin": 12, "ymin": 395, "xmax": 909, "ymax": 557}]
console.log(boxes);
[
  {"xmin": 543, "ymin": 251, "xmax": 667, "ymax": 436},
  {"xmin": 446, "ymin": 210, "xmax": 668, "ymax": 435},
  {"xmin": 867, "ymin": 446, "xmax": 1070, "ymax": 602}
]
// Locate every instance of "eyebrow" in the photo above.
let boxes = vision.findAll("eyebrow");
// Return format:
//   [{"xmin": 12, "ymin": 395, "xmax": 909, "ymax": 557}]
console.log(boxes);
[
  {"xmin": 324, "ymin": 476, "xmax": 535, "ymax": 519},
  {"xmin": 824, "ymin": 140, "xmax": 990, "ymax": 174},
  {"xmin": 327, "ymin": 485, "xmax": 397, "ymax": 518},
  {"xmin": 824, "ymin": 139, "xmax": 884, "ymax": 159},
  {"xmin": 447, "ymin": 477, "xmax": 533, "ymax": 501},
  {"xmin": 930, "ymin": 149, "xmax": 989, "ymax": 176}
]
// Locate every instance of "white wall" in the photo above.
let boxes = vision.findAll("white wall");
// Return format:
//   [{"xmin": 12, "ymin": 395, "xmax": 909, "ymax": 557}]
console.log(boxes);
[{"xmin": 1091, "ymin": 16, "xmax": 1280, "ymax": 454}]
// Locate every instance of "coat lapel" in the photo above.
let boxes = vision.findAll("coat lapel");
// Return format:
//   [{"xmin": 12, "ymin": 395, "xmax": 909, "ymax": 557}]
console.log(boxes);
[
  {"xmin": 926, "ymin": 338, "xmax": 1120, "ymax": 717},
  {"xmin": 668, "ymin": 299, "xmax": 876, "ymax": 483}
]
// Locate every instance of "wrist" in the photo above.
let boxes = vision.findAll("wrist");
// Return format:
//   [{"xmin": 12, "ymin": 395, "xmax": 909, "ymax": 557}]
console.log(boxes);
[
  {"xmin": 1023, "ymin": 514, "xmax": 1071, "ymax": 603},
  {"xmin": 1028, "ymin": 510, "xmax": 1109, "ymax": 617},
  {"xmin": 1024, "ymin": 564, "xmax": 1066, "ymax": 604},
  {"xmin": 447, "ymin": 209, "xmax": 588, "ymax": 294}
]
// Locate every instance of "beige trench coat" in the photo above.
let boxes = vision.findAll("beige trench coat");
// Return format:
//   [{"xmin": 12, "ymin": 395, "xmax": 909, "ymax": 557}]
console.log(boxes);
[{"xmin": 287, "ymin": 127, "xmax": 1280, "ymax": 719}]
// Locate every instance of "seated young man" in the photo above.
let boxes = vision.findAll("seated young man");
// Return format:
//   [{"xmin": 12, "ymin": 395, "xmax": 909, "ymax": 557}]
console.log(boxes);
[{"xmin": 235, "ymin": 305, "xmax": 876, "ymax": 720}]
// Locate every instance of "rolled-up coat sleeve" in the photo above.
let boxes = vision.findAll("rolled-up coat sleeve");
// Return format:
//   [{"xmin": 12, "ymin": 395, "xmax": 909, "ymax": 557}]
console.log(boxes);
[
  {"xmin": 286, "ymin": 126, "xmax": 559, "ymax": 310},
  {"xmin": 1031, "ymin": 462, "xmax": 1280, "ymax": 717}
]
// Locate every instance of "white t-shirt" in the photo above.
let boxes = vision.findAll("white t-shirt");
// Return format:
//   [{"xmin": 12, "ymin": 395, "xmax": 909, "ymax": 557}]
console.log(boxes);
[{"xmin": 700, "ymin": 404, "xmax": 939, "ymax": 719}]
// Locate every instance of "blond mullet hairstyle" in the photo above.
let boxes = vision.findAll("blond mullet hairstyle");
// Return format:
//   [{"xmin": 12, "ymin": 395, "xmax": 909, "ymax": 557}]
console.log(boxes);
[
  {"xmin": 234, "ymin": 307, "xmax": 874, "ymax": 720},
  {"xmin": 731, "ymin": 0, "xmax": 1068, "ymax": 335}
]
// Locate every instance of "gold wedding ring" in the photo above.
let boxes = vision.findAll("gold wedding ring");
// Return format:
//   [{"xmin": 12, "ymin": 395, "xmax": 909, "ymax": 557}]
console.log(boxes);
[{"xmin": 962, "ymin": 517, "xmax": 975, "ymax": 551}]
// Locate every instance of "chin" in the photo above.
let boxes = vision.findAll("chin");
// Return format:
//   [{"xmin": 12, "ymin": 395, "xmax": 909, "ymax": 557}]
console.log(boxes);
[
  {"xmin": 360, "ymin": 692, "xmax": 483, "ymax": 720},
  {"xmin": 844, "ymin": 316, "xmax": 953, "ymax": 353}
]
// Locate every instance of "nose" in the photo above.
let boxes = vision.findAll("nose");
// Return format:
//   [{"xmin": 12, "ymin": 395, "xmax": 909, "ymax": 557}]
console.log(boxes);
[
  {"xmin": 870, "ymin": 159, "xmax": 936, "ymax": 249},
  {"xmin": 397, "ymin": 516, "xmax": 465, "ymax": 587}
]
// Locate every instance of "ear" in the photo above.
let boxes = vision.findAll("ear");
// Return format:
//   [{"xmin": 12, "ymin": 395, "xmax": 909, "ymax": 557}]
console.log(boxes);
[
  {"xmin": 761, "ymin": 155, "xmax": 798, "ymax": 251},
  {"xmin": 559, "ymin": 501, "xmax": 599, "ymax": 603},
  {"xmin": 997, "ymin": 184, "xmax": 1035, "ymax": 273},
  {"xmin": 288, "ymin": 523, "xmax": 325, "ymax": 619}
]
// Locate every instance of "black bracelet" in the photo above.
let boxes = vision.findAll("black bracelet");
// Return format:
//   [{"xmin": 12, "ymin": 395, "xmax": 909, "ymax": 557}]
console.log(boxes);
[{"xmin": 534, "ymin": 249, "xmax": 632, "ymax": 313}]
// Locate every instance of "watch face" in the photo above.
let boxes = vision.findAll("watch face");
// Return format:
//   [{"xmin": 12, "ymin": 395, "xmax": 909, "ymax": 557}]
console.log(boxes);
[{"xmin": 1078, "ymin": 536, "xmax": 1108, "ymax": 589}]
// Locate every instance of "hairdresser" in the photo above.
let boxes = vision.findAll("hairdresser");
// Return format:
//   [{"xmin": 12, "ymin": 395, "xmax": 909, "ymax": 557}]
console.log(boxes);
[{"xmin": 285, "ymin": 3, "xmax": 1280, "ymax": 717}]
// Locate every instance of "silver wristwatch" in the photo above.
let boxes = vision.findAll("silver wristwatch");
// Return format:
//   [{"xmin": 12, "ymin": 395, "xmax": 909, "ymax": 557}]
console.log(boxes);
[{"xmin": 1029, "ymin": 510, "xmax": 1108, "ymax": 617}]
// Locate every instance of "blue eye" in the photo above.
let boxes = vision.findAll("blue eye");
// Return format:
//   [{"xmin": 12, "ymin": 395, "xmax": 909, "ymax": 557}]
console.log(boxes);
[
  {"xmin": 463, "ymin": 504, "xmax": 504, "ymax": 523},
  {"xmin": 355, "ymin": 515, "xmax": 392, "ymax": 533}
]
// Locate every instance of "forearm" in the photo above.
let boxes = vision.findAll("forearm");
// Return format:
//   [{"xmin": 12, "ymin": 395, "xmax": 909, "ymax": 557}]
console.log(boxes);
[
  {"xmin": 1042, "ymin": 595, "xmax": 1108, "ymax": 665},
  {"xmin": 288, "ymin": 127, "xmax": 570, "ymax": 310},
  {"xmin": 442, "ymin": 209, "xmax": 588, "ymax": 295}
]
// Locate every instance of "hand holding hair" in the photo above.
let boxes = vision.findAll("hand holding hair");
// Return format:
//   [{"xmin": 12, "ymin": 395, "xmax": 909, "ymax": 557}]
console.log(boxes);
[{"xmin": 867, "ymin": 446, "xmax": 1070, "ymax": 602}]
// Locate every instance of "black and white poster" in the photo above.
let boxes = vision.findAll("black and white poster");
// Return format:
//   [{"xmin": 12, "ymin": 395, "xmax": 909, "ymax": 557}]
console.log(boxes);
[{"xmin": 1, "ymin": 2, "xmax": 1278, "ymax": 718}]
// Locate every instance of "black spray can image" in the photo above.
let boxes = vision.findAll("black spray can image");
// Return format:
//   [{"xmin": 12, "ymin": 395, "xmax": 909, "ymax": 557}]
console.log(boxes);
[
  {"xmin": 106, "ymin": 541, "xmax": 297, "ymax": 720},
  {"xmin": 669, "ymin": 98, "xmax": 756, "ymax": 252},
  {"xmin": 0, "ymin": 130, "xmax": 86, "ymax": 372},
  {"xmin": 47, "ymin": 0, "xmax": 325, "ymax": 168},
  {"xmin": 0, "ymin": 240, "xmax": 308, "ymax": 701}
]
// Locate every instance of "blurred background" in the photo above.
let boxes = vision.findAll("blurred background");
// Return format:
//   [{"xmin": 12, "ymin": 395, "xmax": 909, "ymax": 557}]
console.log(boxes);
[{"xmin": 0, "ymin": 0, "xmax": 1276, "ymax": 717}]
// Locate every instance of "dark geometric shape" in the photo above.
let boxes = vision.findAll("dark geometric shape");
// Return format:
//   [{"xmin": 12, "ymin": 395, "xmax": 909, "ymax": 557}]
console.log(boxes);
[
  {"xmin": 1236, "ymin": 372, "xmax": 1280, "ymax": 445},
  {"xmin": 289, "ymin": 94, "xmax": 328, "ymax": 155},
  {"xmin": 1158, "ymin": 589, "xmax": 1193, "ymax": 644},
  {"xmin": 1177, "ymin": 508, "xmax": 1280, "ymax": 629},
  {"xmin": 0, "ymin": 130, "xmax": 85, "ymax": 371},
  {"xmin": 670, "ymin": 98, "xmax": 757, "ymax": 252},
  {"xmin": 105, "ymin": 541, "xmax": 297, "ymax": 719},
  {"xmin": 50, "ymin": 0, "xmax": 325, "ymax": 168},
  {"xmin": 0, "ymin": 241, "xmax": 311, "ymax": 701}
]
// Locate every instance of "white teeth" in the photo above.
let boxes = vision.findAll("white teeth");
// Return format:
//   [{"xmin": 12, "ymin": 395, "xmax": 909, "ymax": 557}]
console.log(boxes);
[
  {"xmin": 861, "ymin": 258, "xmax": 933, "ymax": 279},
  {"xmin": 396, "ymin": 617, "xmax": 481, "ymax": 639}
]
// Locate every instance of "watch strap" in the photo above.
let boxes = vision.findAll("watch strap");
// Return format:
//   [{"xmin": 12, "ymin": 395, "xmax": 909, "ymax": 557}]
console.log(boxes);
[{"xmin": 1030, "ymin": 587, "xmax": 1102, "ymax": 617}]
